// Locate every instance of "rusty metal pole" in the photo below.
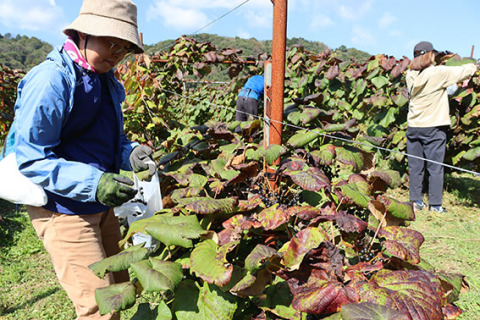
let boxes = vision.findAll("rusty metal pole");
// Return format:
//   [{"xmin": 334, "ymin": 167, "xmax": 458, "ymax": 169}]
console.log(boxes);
[
  {"xmin": 270, "ymin": 0, "xmax": 287, "ymax": 150},
  {"xmin": 265, "ymin": 0, "xmax": 287, "ymax": 189}
]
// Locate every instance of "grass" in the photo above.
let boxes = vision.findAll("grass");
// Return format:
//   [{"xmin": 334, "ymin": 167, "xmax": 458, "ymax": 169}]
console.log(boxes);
[
  {"xmin": 0, "ymin": 201, "xmax": 144, "ymax": 320},
  {"xmin": 0, "ymin": 172, "xmax": 479, "ymax": 319},
  {"xmin": 0, "ymin": 201, "xmax": 75, "ymax": 319},
  {"xmin": 387, "ymin": 172, "xmax": 480, "ymax": 319}
]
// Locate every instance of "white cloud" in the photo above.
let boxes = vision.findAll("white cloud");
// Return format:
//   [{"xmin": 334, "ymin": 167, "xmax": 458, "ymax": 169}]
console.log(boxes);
[
  {"xmin": 379, "ymin": 12, "xmax": 398, "ymax": 29},
  {"xmin": 147, "ymin": 0, "xmax": 264, "ymax": 15},
  {"xmin": 245, "ymin": 0, "xmax": 271, "ymax": 11},
  {"xmin": 236, "ymin": 30, "xmax": 251, "ymax": 39},
  {"xmin": 243, "ymin": 10, "xmax": 271, "ymax": 29},
  {"xmin": 147, "ymin": 0, "xmax": 271, "ymax": 33},
  {"xmin": 310, "ymin": 15, "xmax": 334, "ymax": 28},
  {"xmin": 147, "ymin": 1, "xmax": 209, "ymax": 31},
  {"xmin": 339, "ymin": 5, "xmax": 355, "ymax": 20},
  {"xmin": 149, "ymin": 0, "xmax": 233, "ymax": 10},
  {"xmin": 0, "ymin": 0, "xmax": 65, "ymax": 32},
  {"xmin": 389, "ymin": 29, "xmax": 402, "ymax": 37},
  {"xmin": 405, "ymin": 40, "xmax": 418, "ymax": 54},
  {"xmin": 238, "ymin": 0, "xmax": 271, "ymax": 30},
  {"xmin": 351, "ymin": 25, "xmax": 376, "ymax": 47},
  {"xmin": 289, "ymin": 0, "xmax": 348, "ymax": 14},
  {"xmin": 339, "ymin": 0, "xmax": 374, "ymax": 20},
  {"xmin": 289, "ymin": 0, "xmax": 314, "ymax": 9}
]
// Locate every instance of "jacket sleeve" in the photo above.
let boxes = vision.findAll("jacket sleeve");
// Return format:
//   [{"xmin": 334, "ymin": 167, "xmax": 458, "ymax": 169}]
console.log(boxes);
[
  {"xmin": 120, "ymin": 132, "xmax": 138, "ymax": 171},
  {"xmin": 435, "ymin": 64, "xmax": 477, "ymax": 88},
  {"xmin": 109, "ymin": 73, "xmax": 139, "ymax": 171},
  {"xmin": 15, "ymin": 65, "xmax": 104, "ymax": 203}
]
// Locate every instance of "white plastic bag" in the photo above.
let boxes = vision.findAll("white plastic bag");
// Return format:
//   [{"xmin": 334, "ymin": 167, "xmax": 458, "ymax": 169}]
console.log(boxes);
[
  {"xmin": 114, "ymin": 172, "xmax": 162, "ymax": 250},
  {"xmin": 446, "ymin": 84, "xmax": 458, "ymax": 96},
  {"xmin": 0, "ymin": 153, "xmax": 48, "ymax": 206}
]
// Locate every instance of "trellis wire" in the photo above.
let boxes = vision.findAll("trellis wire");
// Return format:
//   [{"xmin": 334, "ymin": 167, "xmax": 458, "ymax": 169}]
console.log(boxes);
[{"xmin": 158, "ymin": 87, "xmax": 480, "ymax": 177}]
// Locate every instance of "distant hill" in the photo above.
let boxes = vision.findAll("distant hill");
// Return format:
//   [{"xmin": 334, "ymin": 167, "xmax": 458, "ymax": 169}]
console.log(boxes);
[
  {"xmin": 145, "ymin": 33, "xmax": 372, "ymax": 61},
  {"xmin": 144, "ymin": 34, "xmax": 372, "ymax": 82},
  {"xmin": 0, "ymin": 33, "xmax": 53, "ymax": 70},
  {"xmin": 0, "ymin": 32, "xmax": 371, "ymax": 71}
]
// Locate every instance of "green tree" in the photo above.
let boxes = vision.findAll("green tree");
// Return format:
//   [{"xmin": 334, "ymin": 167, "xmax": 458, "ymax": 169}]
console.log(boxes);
[{"xmin": 0, "ymin": 33, "xmax": 52, "ymax": 71}]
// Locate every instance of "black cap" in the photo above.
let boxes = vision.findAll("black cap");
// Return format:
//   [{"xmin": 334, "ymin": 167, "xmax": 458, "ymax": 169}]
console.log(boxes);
[{"xmin": 413, "ymin": 41, "xmax": 437, "ymax": 57}]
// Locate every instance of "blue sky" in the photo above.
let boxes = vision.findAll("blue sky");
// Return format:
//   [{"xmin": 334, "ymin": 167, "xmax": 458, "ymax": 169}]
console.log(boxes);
[{"xmin": 1, "ymin": 0, "xmax": 480, "ymax": 60}]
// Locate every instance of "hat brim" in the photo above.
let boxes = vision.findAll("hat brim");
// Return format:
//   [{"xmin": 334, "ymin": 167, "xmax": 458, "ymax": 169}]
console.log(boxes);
[
  {"xmin": 63, "ymin": 14, "xmax": 144, "ymax": 54},
  {"xmin": 413, "ymin": 49, "xmax": 438, "ymax": 58}
]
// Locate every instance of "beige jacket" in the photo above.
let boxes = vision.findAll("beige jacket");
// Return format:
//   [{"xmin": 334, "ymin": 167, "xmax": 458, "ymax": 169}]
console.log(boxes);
[{"xmin": 406, "ymin": 63, "xmax": 477, "ymax": 127}]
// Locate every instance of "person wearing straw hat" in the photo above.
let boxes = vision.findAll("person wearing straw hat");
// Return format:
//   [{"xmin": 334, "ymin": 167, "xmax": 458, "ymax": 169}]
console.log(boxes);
[
  {"xmin": 1, "ymin": 0, "xmax": 155, "ymax": 318},
  {"xmin": 406, "ymin": 41, "xmax": 477, "ymax": 214}
]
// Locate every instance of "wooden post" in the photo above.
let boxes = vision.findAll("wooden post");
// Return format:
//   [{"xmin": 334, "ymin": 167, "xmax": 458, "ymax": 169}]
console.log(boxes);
[{"xmin": 264, "ymin": 61, "xmax": 273, "ymax": 148}]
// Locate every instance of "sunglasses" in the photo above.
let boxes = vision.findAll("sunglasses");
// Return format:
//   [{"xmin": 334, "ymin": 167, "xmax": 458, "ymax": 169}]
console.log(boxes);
[{"xmin": 108, "ymin": 39, "xmax": 135, "ymax": 56}]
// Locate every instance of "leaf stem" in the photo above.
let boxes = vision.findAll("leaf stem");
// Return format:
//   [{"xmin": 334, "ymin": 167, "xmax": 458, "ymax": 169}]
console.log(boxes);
[{"xmin": 369, "ymin": 210, "xmax": 387, "ymax": 251}]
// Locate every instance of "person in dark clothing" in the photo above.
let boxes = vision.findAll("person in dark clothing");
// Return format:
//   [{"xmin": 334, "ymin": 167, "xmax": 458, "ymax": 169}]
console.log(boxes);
[{"xmin": 235, "ymin": 75, "xmax": 265, "ymax": 131}]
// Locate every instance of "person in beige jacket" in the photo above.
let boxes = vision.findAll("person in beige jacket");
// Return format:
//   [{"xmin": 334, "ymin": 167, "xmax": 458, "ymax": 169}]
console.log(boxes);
[{"xmin": 406, "ymin": 41, "xmax": 477, "ymax": 213}]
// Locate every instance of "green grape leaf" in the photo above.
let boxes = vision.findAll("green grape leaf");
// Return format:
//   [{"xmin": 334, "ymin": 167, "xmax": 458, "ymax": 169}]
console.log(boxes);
[
  {"xmin": 89, "ymin": 244, "xmax": 149, "ymax": 278},
  {"xmin": 172, "ymin": 281, "xmax": 237, "ymax": 320},
  {"xmin": 131, "ymin": 259, "xmax": 183, "ymax": 292},
  {"xmin": 95, "ymin": 282, "xmax": 136, "ymax": 315},
  {"xmin": 190, "ymin": 239, "xmax": 236, "ymax": 286}
]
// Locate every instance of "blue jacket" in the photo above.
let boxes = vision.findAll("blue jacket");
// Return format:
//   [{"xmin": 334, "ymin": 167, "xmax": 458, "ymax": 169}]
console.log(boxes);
[
  {"xmin": 3, "ymin": 46, "xmax": 137, "ymax": 204},
  {"xmin": 238, "ymin": 75, "xmax": 265, "ymax": 100}
]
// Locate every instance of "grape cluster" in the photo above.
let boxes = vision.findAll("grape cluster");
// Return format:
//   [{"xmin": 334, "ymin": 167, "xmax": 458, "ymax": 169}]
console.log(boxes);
[
  {"xmin": 247, "ymin": 185, "xmax": 301, "ymax": 208},
  {"xmin": 286, "ymin": 192, "xmax": 301, "ymax": 207},
  {"xmin": 319, "ymin": 164, "xmax": 337, "ymax": 181},
  {"xmin": 346, "ymin": 206, "xmax": 370, "ymax": 221},
  {"xmin": 359, "ymin": 247, "xmax": 375, "ymax": 262},
  {"xmin": 258, "ymin": 191, "xmax": 279, "ymax": 208},
  {"xmin": 359, "ymin": 247, "xmax": 387, "ymax": 266}
]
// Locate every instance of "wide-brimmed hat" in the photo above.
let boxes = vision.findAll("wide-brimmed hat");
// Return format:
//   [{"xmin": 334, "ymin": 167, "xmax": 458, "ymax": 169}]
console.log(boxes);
[
  {"xmin": 63, "ymin": 0, "xmax": 144, "ymax": 54},
  {"xmin": 413, "ymin": 41, "xmax": 437, "ymax": 58}
]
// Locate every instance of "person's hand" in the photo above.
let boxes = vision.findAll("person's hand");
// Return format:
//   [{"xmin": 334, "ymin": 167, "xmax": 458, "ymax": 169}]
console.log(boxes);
[
  {"xmin": 96, "ymin": 173, "xmax": 137, "ymax": 207},
  {"xmin": 129, "ymin": 145, "xmax": 156, "ymax": 179}
]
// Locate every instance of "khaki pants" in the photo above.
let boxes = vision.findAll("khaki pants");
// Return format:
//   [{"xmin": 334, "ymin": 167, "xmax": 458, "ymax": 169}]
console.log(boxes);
[{"xmin": 27, "ymin": 206, "xmax": 129, "ymax": 320}]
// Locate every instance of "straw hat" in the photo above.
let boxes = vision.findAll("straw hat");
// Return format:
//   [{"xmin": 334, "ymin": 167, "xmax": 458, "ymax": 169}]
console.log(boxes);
[{"xmin": 63, "ymin": 0, "xmax": 144, "ymax": 54}]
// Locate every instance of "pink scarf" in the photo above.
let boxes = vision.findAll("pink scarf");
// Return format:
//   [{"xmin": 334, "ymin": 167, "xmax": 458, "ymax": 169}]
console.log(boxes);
[{"xmin": 64, "ymin": 37, "xmax": 96, "ymax": 73}]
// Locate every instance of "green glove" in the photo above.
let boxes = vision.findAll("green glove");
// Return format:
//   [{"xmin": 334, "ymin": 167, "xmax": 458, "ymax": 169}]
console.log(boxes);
[
  {"xmin": 96, "ymin": 173, "xmax": 137, "ymax": 207},
  {"xmin": 129, "ymin": 145, "xmax": 156, "ymax": 178}
]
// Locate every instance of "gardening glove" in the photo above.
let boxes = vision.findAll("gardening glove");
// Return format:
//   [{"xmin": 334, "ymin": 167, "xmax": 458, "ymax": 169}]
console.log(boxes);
[
  {"xmin": 96, "ymin": 173, "xmax": 137, "ymax": 207},
  {"xmin": 129, "ymin": 145, "xmax": 156, "ymax": 179}
]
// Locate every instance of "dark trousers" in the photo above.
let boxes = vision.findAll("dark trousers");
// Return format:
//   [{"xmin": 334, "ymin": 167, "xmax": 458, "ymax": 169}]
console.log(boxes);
[
  {"xmin": 406, "ymin": 126, "xmax": 447, "ymax": 206},
  {"xmin": 236, "ymin": 96, "xmax": 259, "ymax": 121}
]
